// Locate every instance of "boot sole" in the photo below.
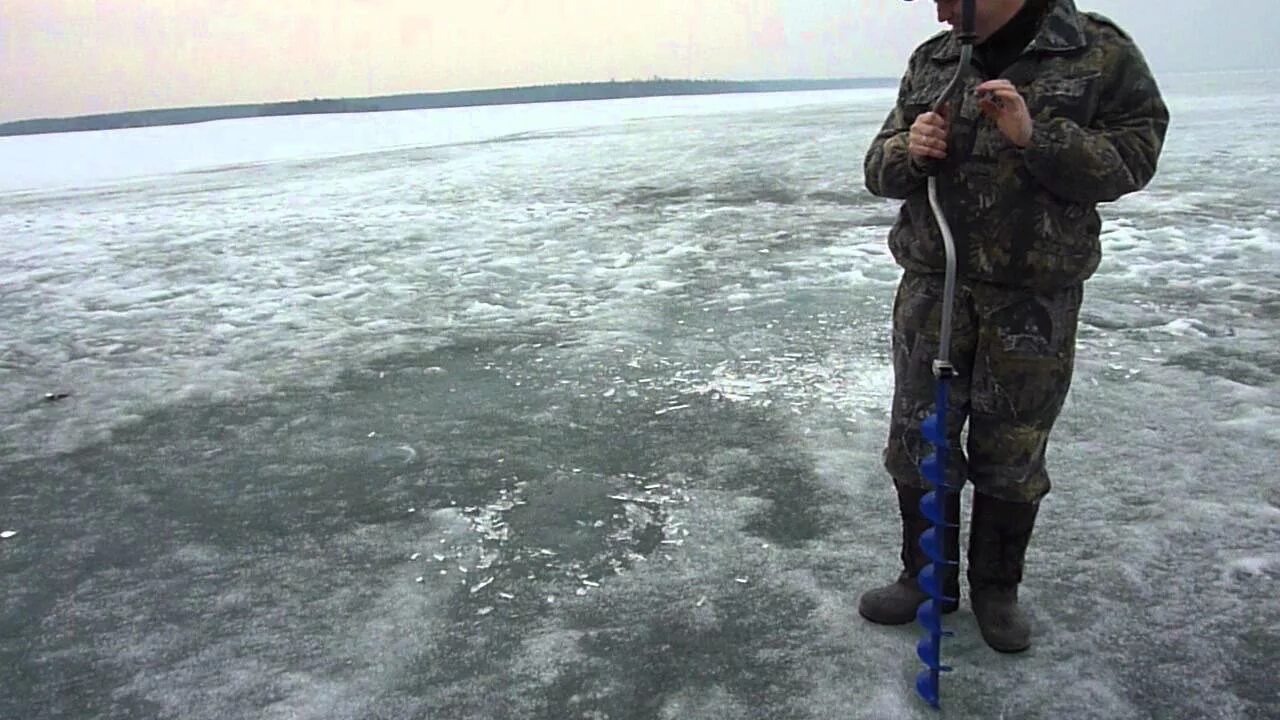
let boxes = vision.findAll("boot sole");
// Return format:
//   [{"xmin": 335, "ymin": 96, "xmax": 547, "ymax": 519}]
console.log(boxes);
[
  {"xmin": 980, "ymin": 634, "xmax": 1031, "ymax": 653},
  {"xmin": 971, "ymin": 592, "xmax": 1030, "ymax": 653}
]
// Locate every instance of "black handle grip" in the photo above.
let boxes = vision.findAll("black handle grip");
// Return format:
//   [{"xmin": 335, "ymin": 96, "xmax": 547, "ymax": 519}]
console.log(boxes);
[{"xmin": 959, "ymin": 0, "xmax": 977, "ymax": 43}]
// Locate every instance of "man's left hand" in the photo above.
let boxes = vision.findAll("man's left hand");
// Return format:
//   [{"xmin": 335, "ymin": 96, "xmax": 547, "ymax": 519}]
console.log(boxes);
[{"xmin": 975, "ymin": 80, "xmax": 1034, "ymax": 148}]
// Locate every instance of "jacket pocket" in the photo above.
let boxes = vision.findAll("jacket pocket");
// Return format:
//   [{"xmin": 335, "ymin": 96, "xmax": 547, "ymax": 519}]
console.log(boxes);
[{"xmin": 1027, "ymin": 72, "xmax": 1101, "ymax": 126}]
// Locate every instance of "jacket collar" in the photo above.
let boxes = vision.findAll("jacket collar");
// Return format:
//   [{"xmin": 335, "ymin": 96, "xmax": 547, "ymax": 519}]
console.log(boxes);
[{"xmin": 930, "ymin": 0, "xmax": 1087, "ymax": 63}]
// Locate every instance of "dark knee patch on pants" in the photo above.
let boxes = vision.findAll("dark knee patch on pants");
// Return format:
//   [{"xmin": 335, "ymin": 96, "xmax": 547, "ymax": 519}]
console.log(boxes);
[{"xmin": 966, "ymin": 418, "xmax": 1053, "ymax": 502}]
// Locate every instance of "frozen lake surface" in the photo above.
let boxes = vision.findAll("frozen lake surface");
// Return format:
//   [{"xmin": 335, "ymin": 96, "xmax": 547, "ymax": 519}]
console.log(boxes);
[{"xmin": 1, "ymin": 70, "xmax": 1277, "ymax": 719}]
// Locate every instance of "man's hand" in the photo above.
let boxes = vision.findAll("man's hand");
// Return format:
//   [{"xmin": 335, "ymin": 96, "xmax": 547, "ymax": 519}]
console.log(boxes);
[
  {"xmin": 908, "ymin": 106, "xmax": 951, "ymax": 162},
  {"xmin": 976, "ymin": 80, "xmax": 1034, "ymax": 148}
]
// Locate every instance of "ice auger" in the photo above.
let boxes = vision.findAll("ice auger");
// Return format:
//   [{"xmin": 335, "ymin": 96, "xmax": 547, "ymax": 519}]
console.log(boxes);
[{"xmin": 908, "ymin": 0, "xmax": 977, "ymax": 710}]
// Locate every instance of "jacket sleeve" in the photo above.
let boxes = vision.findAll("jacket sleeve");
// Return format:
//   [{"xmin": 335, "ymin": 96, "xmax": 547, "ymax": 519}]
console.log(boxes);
[
  {"xmin": 1021, "ymin": 40, "xmax": 1170, "ymax": 204},
  {"xmin": 864, "ymin": 60, "xmax": 930, "ymax": 200}
]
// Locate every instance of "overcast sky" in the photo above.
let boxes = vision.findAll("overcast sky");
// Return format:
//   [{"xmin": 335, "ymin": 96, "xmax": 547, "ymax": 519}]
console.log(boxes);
[{"xmin": 3, "ymin": 0, "xmax": 1277, "ymax": 123}]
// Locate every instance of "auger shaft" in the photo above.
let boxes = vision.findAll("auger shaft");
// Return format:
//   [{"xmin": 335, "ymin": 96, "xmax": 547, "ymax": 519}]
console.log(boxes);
[{"xmin": 913, "ymin": 0, "xmax": 977, "ymax": 710}]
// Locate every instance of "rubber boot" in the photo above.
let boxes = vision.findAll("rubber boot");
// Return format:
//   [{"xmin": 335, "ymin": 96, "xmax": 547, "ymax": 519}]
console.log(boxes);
[
  {"xmin": 968, "ymin": 491, "xmax": 1040, "ymax": 653},
  {"xmin": 858, "ymin": 479, "xmax": 960, "ymax": 625}
]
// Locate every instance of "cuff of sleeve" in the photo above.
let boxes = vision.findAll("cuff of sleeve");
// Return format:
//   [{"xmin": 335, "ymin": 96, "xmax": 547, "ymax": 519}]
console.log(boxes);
[
  {"xmin": 1021, "ymin": 120, "xmax": 1064, "ymax": 171},
  {"xmin": 895, "ymin": 134, "xmax": 930, "ymax": 178}
]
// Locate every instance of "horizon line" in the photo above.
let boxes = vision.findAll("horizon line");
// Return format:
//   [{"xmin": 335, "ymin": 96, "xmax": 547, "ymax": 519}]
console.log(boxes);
[{"xmin": 1, "ymin": 75, "xmax": 900, "ymax": 126}]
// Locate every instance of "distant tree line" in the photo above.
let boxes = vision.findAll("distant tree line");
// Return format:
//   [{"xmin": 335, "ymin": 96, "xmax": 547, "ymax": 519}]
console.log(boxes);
[{"xmin": 0, "ymin": 77, "xmax": 895, "ymax": 137}]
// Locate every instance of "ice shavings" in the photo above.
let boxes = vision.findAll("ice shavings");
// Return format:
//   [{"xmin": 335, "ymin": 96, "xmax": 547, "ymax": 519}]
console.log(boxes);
[
  {"xmin": 1224, "ymin": 555, "xmax": 1278, "ymax": 581},
  {"xmin": 403, "ymin": 469, "xmax": 691, "ymax": 615}
]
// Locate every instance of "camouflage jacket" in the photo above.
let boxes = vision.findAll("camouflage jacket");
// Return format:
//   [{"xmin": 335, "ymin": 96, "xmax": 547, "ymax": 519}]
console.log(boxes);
[{"xmin": 864, "ymin": 0, "xmax": 1170, "ymax": 291}]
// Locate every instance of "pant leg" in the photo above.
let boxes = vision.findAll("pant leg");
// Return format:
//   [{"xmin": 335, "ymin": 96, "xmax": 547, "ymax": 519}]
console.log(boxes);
[
  {"xmin": 882, "ymin": 271, "xmax": 979, "ymax": 489},
  {"xmin": 966, "ymin": 281, "xmax": 1084, "ymax": 503}
]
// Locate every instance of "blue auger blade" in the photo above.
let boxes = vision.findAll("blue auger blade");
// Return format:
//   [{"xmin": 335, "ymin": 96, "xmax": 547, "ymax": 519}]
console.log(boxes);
[
  {"xmin": 934, "ymin": 375, "xmax": 952, "ymax": 411},
  {"xmin": 918, "ymin": 526, "xmax": 958, "ymax": 564},
  {"xmin": 918, "ymin": 564, "xmax": 959, "ymax": 603},
  {"xmin": 916, "ymin": 669, "xmax": 941, "ymax": 709},
  {"xmin": 921, "ymin": 412, "xmax": 946, "ymax": 446},
  {"xmin": 920, "ymin": 451, "xmax": 946, "ymax": 486},
  {"xmin": 915, "ymin": 599, "xmax": 944, "ymax": 635},
  {"xmin": 919, "ymin": 490, "xmax": 947, "ymax": 525},
  {"xmin": 916, "ymin": 635, "xmax": 955, "ymax": 672}
]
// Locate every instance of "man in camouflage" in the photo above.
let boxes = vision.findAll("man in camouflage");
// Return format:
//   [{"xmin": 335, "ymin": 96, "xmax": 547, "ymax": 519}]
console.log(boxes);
[{"xmin": 858, "ymin": 0, "xmax": 1169, "ymax": 653}]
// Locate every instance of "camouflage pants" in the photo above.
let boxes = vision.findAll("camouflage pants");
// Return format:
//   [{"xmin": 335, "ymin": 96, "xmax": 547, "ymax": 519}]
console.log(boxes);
[{"xmin": 883, "ymin": 271, "xmax": 1083, "ymax": 503}]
